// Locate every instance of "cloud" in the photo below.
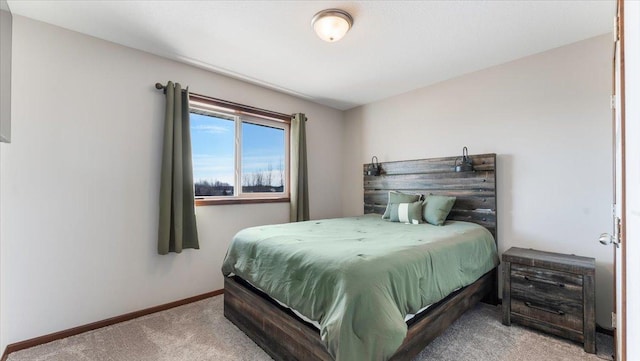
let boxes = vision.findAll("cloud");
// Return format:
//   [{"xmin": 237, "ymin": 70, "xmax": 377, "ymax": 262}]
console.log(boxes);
[
  {"xmin": 191, "ymin": 124, "xmax": 230, "ymax": 134},
  {"xmin": 192, "ymin": 154, "xmax": 234, "ymax": 183},
  {"xmin": 242, "ymin": 154, "xmax": 283, "ymax": 170}
]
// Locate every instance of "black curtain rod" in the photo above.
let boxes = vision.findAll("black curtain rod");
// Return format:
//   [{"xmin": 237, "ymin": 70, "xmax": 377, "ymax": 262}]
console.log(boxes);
[{"xmin": 154, "ymin": 83, "xmax": 293, "ymax": 121}]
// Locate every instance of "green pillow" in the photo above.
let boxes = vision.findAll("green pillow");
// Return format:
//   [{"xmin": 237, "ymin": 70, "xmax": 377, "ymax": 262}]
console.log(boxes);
[
  {"xmin": 382, "ymin": 191, "xmax": 422, "ymax": 219},
  {"xmin": 423, "ymin": 195, "xmax": 456, "ymax": 226},
  {"xmin": 389, "ymin": 201, "xmax": 424, "ymax": 224}
]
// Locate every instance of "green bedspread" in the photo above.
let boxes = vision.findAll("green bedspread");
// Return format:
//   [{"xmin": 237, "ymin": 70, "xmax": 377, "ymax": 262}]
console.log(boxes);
[{"xmin": 222, "ymin": 215, "xmax": 499, "ymax": 361}]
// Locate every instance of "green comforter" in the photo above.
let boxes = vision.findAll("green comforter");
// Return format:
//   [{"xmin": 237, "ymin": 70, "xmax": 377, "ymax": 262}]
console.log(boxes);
[{"xmin": 222, "ymin": 215, "xmax": 499, "ymax": 361}]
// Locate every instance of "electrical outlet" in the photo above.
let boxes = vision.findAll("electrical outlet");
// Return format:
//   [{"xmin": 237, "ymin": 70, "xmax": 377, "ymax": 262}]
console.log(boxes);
[{"xmin": 612, "ymin": 312, "xmax": 617, "ymax": 328}]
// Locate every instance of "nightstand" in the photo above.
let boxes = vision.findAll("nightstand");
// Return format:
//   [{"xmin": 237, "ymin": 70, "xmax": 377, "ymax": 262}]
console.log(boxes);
[{"xmin": 502, "ymin": 247, "xmax": 596, "ymax": 353}]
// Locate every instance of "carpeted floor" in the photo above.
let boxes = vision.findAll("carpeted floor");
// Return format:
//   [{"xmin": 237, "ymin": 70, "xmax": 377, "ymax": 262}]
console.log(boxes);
[{"xmin": 7, "ymin": 295, "xmax": 613, "ymax": 361}]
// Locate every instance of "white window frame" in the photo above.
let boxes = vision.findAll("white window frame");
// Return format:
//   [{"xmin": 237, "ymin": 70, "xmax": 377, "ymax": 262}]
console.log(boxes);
[{"xmin": 189, "ymin": 99, "xmax": 290, "ymax": 203}]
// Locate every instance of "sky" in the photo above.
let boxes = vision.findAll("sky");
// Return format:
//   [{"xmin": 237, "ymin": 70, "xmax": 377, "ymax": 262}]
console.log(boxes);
[{"xmin": 190, "ymin": 113, "xmax": 285, "ymax": 186}]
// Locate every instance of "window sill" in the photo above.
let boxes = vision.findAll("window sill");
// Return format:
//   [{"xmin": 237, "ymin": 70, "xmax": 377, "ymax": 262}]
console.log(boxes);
[{"xmin": 195, "ymin": 197, "xmax": 290, "ymax": 207}]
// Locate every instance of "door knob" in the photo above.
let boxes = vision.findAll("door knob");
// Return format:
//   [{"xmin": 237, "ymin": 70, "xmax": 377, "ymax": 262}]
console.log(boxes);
[
  {"xmin": 599, "ymin": 233, "xmax": 613, "ymax": 245},
  {"xmin": 599, "ymin": 233, "xmax": 619, "ymax": 247}
]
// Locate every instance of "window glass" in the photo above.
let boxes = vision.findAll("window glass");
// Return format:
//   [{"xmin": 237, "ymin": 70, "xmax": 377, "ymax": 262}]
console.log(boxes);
[
  {"xmin": 241, "ymin": 121, "xmax": 286, "ymax": 193},
  {"xmin": 191, "ymin": 113, "xmax": 235, "ymax": 197}
]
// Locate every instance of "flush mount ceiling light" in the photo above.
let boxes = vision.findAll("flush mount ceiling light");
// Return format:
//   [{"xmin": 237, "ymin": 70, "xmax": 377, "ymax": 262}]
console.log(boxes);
[{"xmin": 311, "ymin": 9, "xmax": 353, "ymax": 42}]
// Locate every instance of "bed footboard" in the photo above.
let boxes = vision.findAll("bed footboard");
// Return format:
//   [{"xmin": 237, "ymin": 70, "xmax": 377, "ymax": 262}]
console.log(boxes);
[
  {"xmin": 224, "ymin": 269, "xmax": 495, "ymax": 361},
  {"xmin": 224, "ymin": 276, "xmax": 333, "ymax": 360}
]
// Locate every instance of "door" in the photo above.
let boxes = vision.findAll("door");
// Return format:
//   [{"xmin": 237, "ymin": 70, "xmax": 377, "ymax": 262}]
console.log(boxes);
[
  {"xmin": 600, "ymin": 0, "xmax": 626, "ymax": 359},
  {"xmin": 612, "ymin": 0, "xmax": 626, "ymax": 359}
]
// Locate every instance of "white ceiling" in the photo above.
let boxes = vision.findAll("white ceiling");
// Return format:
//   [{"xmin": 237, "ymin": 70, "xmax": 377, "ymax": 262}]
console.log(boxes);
[{"xmin": 7, "ymin": 0, "xmax": 615, "ymax": 110}]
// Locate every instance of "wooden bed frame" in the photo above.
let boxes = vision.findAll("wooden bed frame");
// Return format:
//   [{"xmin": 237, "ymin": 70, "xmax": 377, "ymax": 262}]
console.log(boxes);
[{"xmin": 224, "ymin": 153, "xmax": 498, "ymax": 361}]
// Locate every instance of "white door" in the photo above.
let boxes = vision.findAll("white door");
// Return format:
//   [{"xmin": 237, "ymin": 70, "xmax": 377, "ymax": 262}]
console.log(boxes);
[
  {"xmin": 611, "ymin": 0, "xmax": 626, "ymax": 359},
  {"xmin": 597, "ymin": 0, "xmax": 627, "ymax": 358}
]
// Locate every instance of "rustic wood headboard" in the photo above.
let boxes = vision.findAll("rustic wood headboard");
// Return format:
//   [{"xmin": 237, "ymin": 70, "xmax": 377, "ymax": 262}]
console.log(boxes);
[{"xmin": 363, "ymin": 153, "xmax": 497, "ymax": 242}]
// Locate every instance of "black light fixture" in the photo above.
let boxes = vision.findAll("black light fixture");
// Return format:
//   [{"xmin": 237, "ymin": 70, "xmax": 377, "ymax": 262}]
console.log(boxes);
[
  {"xmin": 366, "ymin": 156, "xmax": 381, "ymax": 176},
  {"xmin": 454, "ymin": 147, "xmax": 474, "ymax": 172}
]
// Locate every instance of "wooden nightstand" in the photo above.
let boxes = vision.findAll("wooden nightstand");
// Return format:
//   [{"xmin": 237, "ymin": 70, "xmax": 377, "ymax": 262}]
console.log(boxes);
[{"xmin": 502, "ymin": 247, "xmax": 596, "ymax": 353}]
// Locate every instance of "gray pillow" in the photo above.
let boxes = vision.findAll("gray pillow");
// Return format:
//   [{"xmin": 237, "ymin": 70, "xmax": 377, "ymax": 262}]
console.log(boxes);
[
  {"xmin": 423, "ymin": 195, "xmax": 456, "ymax": 226},
  {"xmin": 389, "ymin": 201, "xmax": 424, "ymax": 224},
  {"xmin": 382, "ymin": 191, "xmax": 422, "ymax": 219}
]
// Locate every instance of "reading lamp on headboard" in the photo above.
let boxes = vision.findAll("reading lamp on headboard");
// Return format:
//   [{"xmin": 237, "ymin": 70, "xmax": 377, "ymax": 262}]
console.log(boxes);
[
  {"xmin": 366, "ymin": 156, "xmax": 381, "ymax": 176},
  {"xmin": 454, "ymin": 147, "xmax": 474, "ymax": 172}
]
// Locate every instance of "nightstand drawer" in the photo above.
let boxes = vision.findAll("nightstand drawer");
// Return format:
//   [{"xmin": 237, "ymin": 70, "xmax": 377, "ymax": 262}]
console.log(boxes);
[
  {"xmin": 511, "ymin": 264, "xmax": 583, "ymax": 288},
  {"xmin": 511, "ymin": 299, "xmax": 583, "ymax": 332},
  {"xmin": 511, "ymin": 264, "xmax": 583, "ymax": 305}
]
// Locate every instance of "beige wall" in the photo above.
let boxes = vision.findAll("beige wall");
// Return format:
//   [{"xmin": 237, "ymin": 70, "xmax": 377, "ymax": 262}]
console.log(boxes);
[
  {"xmin": 0, "ymin": 16, "xmax": 343, "ymax": 350},
  {"xmin": 343, "ymin": 34, "xmax": 614, "ymax": 327}
]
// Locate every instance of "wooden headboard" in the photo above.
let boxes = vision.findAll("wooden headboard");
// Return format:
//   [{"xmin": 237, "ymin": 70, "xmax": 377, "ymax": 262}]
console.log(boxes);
[{"xmin": 363, "ymin": 153, "xmax": 497, "ymax": 241}]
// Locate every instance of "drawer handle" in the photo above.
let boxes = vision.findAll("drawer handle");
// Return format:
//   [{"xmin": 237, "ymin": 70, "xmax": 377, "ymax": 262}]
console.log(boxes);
[
  {"xmin": 523, "ymin": 275, "xmax": 565, "ymax": 288},
  {"xmin": 524, "ymin": 301, "xmax": 565, "ymax": 316}
]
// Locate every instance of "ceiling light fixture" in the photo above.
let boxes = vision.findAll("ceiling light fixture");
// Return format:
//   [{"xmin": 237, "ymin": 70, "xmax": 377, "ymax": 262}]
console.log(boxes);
[{"xmin": 311, "ymin": 9, "xmax": 353, "ymax": 42}]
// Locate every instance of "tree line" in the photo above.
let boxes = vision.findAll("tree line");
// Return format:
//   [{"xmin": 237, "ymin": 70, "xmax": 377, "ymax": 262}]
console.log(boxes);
[{"xmin": 195, "ymin": 161, "xmax": 284, "ymax": 196}]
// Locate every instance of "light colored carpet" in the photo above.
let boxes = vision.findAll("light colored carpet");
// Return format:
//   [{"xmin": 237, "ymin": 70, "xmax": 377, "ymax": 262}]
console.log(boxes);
[{"xmin": 7, "ymin": 295, "xmax": 613, "ymax": 361}]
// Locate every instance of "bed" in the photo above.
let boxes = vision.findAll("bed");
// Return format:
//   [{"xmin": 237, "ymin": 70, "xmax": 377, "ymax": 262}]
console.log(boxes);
[{"xmin": 223, "ymin": 153, "xmax": 498, "ymax": 361}]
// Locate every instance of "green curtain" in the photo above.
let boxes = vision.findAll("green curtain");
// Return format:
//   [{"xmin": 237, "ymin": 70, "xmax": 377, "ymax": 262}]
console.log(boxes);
[
  {"xmin": 158, "ymin": 81, "xmax": 200, "ymax": 254},
  {"xmin": 290, "ymin": 113, "xmax": 309, "ymax": 222}
]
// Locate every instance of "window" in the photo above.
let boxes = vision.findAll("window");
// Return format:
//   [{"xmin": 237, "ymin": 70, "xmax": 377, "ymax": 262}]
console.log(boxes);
[{"xmin": 189, "ymin": 95, "xmax": 289, "ymax": 205}]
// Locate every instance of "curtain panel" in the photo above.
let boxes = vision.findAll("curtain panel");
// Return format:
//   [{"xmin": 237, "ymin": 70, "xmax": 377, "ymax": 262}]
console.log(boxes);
[
  {"xmin": 158, "ymin": 81, "xmax": 200, "ymax": 254},
  {"xmin": 290, "ymin": 113, "xmax": 309, "ymax": 222}
]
